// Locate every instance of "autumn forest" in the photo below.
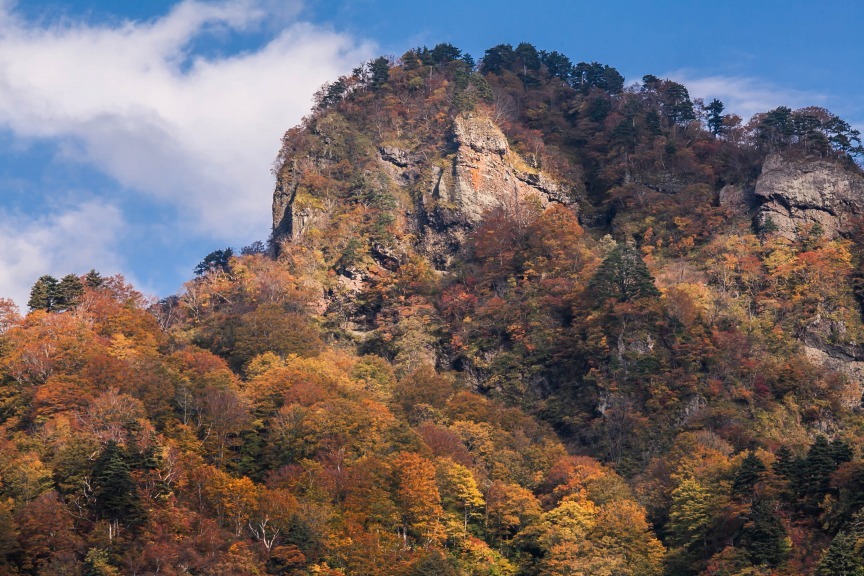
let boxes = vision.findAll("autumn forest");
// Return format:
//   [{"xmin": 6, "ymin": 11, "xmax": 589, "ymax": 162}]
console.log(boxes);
[{"xmin": 2, "ymin": 42, "xmax": 864, "ymax": 575}]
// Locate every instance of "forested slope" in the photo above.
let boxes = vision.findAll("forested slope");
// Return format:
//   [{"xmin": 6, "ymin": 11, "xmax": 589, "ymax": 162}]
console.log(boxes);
[{"xmin": 2, "ymin": 42, "xmax": 864, "ymax": 575}]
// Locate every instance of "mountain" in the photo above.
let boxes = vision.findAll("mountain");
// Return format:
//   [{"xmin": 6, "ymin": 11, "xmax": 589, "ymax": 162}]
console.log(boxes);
[{"xmin": 2, "ymin": 42, "xmax": 864, "ymax": 575}]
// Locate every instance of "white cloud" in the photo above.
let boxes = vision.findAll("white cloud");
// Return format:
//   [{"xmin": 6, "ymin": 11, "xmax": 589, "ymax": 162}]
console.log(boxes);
[
  {"xmin": 0, "ymin": 202, "xmax": 126, "ymax": 308},
  {"xmin": 0, "ymin": 0, "xmax": 375, "ymax": 236},
  {"xmin": 663, "ymin": 71, "xmax": 827, "ymax": 122}
]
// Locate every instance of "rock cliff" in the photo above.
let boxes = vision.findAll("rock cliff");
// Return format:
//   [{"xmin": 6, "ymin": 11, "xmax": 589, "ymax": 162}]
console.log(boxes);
[
  {"xmin": 755, "ymin": 154, "xmax": 864, "ymax": 240},
  {"xmin": 377, "ymin": 113, "xmax": 574, "ymax": 267},
  {"xmin": 274, "ymin": 111, "xmax": 575, "ymax": 268}
]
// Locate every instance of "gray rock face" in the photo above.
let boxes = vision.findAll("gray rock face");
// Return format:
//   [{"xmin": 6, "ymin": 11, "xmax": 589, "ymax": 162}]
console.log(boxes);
[
  {"xmin": 803, "ymin": 319, "xmax": 864, "ymax": 409},
  {"xmin": 379, "ymin": 146, "xmax": 413, "ymax": 168},
  {"xmin": 719, "ymin": 183, "xmax": 748, "ymax": 209},
  {"xmin": 272, "ymin": 159, "xmax": 300, "ymax": 241},
  {"xmin": 755, "ymin": 154, "xmax": 864, "ymax": 240}
]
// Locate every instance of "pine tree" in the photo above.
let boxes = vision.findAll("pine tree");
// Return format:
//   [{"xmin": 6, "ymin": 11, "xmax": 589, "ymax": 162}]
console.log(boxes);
[
  {"xmin": 92, "ymin": 441, "xmax": 144, "ymax": 528},
  {"xmin": 773, "ymin": 446, "xmax": 797, "ymax": 481},
  {"xmin": 799, "ymin": 436, "xmax": 847, "ymax": 513},
  {"xmin": 704, "ymin": 99, "xmax": 726, "ymax": 136},
  {"xmin": 55, "ymin": 274, "xmax": 84, "ymax": 311},
  {"xmin": 367, "ymin": 56, "xmax": 390, "ymax": 89},
  {"xmin": 590, "ymin": 243, "xmax": 660, "ymax": 302},
  {"xmin": 738, "ymin": 499, "xmax": 790, "ymax": 567},
  {"xmin": 27, "ymin": 275, "xmax": 59, "ymax": 312},
  {"xmin": 732, "ymin": 452, "xmax": 767, "ymax": 498},
  {"xmin": 815, "ymin": 530, "xmax": 864, "ymax": 576},
  {"xmin": 194, "ymin": 248, "xmax": 234, "ymax": 276},
  {"xmin": 831, "ymin": 438, "xmax": 854, "ymax": 466},
  {"xmin": 662, "ymin": 82, "xmax": 696, "ymax": 125},
  {"xmin": 84, "ymin": 269, "xmax": 104, "ymax": 288}
]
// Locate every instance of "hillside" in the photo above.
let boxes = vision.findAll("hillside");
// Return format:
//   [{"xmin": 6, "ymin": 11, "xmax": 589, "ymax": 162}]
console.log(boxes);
[{"xmin": 2, "ymin": 42, "xmax": 864, "ymax": 575}]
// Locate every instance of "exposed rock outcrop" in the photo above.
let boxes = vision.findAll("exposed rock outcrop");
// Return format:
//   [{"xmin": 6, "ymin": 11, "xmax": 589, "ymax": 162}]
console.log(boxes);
[
  {"xmin": 755, "ymin": 154, "xmax": 864, "ymax": 240},
  {"xmin": 375, "ymin": 112, "xmax": 575, "ymax": 267},
  {"xmin": 802, "ymin": 319, "xmax": 864, "ymax": 408},
  {"xmin": 272, "ymin": 159, "xmax": 300, "ymax": 241},
  {"xmin": 274, "ymin": 112, "xmax": 574, "ymax": 261},
  {"xmin": 443, "ymin": 113, "xmax": 570, "ymax": 224},
  {"xmin": 719, "ymin": 183, "xmax": 751, "ymax": 210}
]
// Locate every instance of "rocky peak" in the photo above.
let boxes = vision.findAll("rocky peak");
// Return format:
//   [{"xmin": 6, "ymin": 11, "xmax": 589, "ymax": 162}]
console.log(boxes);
[{"xmin": 755, "ymin": 154, "xmax": 864, "ymax": 240}]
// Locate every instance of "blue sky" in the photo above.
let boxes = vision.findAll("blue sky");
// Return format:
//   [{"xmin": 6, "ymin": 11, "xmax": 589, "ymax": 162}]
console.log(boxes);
[{"xmin": 1, "ymin": 0, "xmax": 862, "ymax": 307}]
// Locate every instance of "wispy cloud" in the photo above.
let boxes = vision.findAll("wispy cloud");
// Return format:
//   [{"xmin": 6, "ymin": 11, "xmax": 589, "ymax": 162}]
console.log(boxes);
[
  {"xmin": 663, "ymin": 71, "xmax": 828, "ymax": 121},
  {"xmin": 0, "ymin": 202, "xmax": 126, "ymax": 308},
  {"xmin": 0, "ymin": 0, "xmax": 375, "ymax": 305},
  {"xmin": 0, "ymin": 0, "xmax": 373, "ymax": 233}
]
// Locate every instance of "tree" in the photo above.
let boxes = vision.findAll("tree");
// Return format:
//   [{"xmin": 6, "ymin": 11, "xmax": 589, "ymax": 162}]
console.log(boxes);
[
  {"xmin": 0, "ymin": 498, "xmax": 18, "ymax": 567},
  {"xmin": 84, "ymin": 548, "xmax": 122, "ymax": 576},
  {"xmin": 737, "ymin": 500, "xmax": 790, "ymax": 567},
  {"xmin": 540, "ymin": 50, "xmax": 573, "ymax": 81},
  {"xmin": 590, "ymin": 243, "xmax": 661, "ymax": 302},
  {"xmin": 55, "ymin": 273, "xmax": 85, "ymax": 311},
  {"xmin": 405, "ymin": 549, "xmax": 459, "ymax": 576},
  {"xmin": 815, "ymin": 530, "xmax": 864, "ymax": 576},
  {"xmin": 732, "ymin": 452, "xmax": 766, "ymax": 498},
  {"xmin": 798, "ymin": 436, "xmax": 850, "ymax": 513},
  {"xmin": 485, "ymin": 481, "xmax": 542, "ymax": 545},
  {"xmin": 481, "ymin": 44, "xmax": 515, "ymax": 74},
  {"xmin": 0, "ymin": 298, "xmax": 20, "ymax": 333},
  {"xmin": 573, "ymin": 61, "xmax": 625, "ymax": 93},
  {"xmin": 593, "ymin": 500, "xmax": 666, "ymax": 576},
  {"xmin": 231, "ymin": 303, "xmax": 324, "ymax": 369},
  {"xmin": 194, "ymin": 248, "xmax": 234, "ymax": 276},
  {"xmin": 435, "ymin": 458, "xmax": 484, "ymax": 533},
  {"xmin": 314, "ymin": 77, "xmax": 349, "ymax": 110},
  {"xmin": 705, "ymin": 98, "xmax": 726, "ymax": 136},
  {"xmin": 662, "ymin": 81, "xmax": 696, "ymax": 125},
  {"xmin": 391, "ymin": 452, "xmax": 445, "ymax": 547},
  {"xmin": 429, "ymin": 43, "xmax": 462, "ymax": 65},
  {"xmin": 85, "ymin": 268, "xmax": 104, "ymax": 288},
  {"xmin": 240, "ymin": 240, "xmax": 267, "ymax": 255},
  {"xmin": 92, "ymin": 441, "xmax": 144, "ymax": 534},
  {"xmin": 772, "ymin": 446, "xmax": 796, "ymax": 480},
  {"xmin": 16, "ymin": 491, "xmax": 80, "ymax": 570},
  {"xmin": 667, "ymin": 476, "xmax": 715, "ymax": 551},
  {"xmin": 28, "ymin": 275, "xmax": 58, "ymax": 311},
  {"xmin": 367, "ymin": 56, "xmax": 390, "ymax": 89}
]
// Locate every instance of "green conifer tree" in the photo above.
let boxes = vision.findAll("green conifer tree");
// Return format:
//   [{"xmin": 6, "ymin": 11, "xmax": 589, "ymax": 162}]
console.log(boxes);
[
  {"xmin": 84, "ymin": 269, "xmax": 104, "ymax": 288},
  {"xmin": 772, "ymin": 446, "xmax": 796, "ymax": 481},
  {"xmin": 705, "ymin": 99, "xmax": 726, "ymax": 136},
  {"xmin": 55, "ymin": 274, "xmax": 85, "ymax": 311},
  {"xmin": 815, "ymin": 530, "xmax": 864, "ymax": 576},
  {"xmin": 732, "ymin": 452, "xmax": 767, "ymax": 498},
  {"xmin": 92, "ymin": 441, "xmax": 144, "ymax": 528},
  {"xmin": 738, "ymin": 499, "xmax": 790, "ymax": 567},
  {"xmin": 799, "ymin": 436, "xmax": 848, "ymax": 513},
  {"xmin": 27, "ymin": 275, "xmax": 59, "ymax": 312},
  {"xmin": 368, "ymin": 56, "xmax": 390, "ymax": 89},
  {"xmin": 590, "ymin": 243, "xmax": 660, "ymax": 302}
]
